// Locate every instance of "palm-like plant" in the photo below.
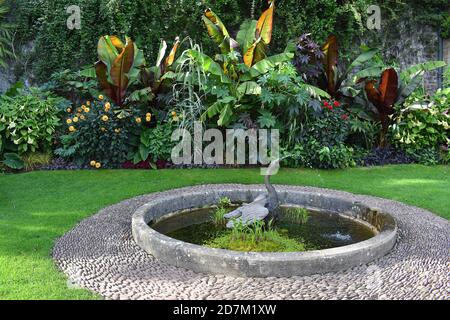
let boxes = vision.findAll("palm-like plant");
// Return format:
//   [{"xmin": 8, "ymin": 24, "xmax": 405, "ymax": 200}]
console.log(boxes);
[{"xmin": 0, "ymin": 0, "xmax": 12, "ymax": 68}]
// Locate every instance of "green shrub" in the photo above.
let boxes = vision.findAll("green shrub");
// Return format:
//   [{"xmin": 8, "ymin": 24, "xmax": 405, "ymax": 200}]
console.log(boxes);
[
  {"xmin": 55, "ymin": 97, "xmax": 142, "ymax": 167},
  {"xmin": 390, "ymin": 89, "xmax": 449, "ymax": 164},
  {"xmin": 0, "ymin": 88, "xmax": 61, "ymax": 155},
  {"xmin": 282, "ymin": 100, "xmax": 362, "ymax": 169},
  {"xmin": 132, "ymin": 120, "xmax": 176, "ymax": 165},
  {"xmin": 11, "ymin": 0, "xmax": 375, "ymax": 83}
]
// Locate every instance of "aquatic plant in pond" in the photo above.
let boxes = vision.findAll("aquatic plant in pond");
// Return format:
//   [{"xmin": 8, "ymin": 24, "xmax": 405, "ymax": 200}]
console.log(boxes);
[
  {"xmin": 155, "ymin": 206, "xmax": 376, "ymax": 253},
  {"xmin": 284, "ymin": 207, "xmax": 309, "ymax": 224}
]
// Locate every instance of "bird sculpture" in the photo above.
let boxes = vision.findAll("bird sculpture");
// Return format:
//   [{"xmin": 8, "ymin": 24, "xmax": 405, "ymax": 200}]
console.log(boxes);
[{"xmin": 224, "ymin": 160, "xmax": 280, "ymax": 228}]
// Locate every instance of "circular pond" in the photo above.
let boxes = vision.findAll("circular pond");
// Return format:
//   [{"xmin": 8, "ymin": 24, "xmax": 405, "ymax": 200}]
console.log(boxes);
[
  {"xmin": 152, "ymin": 206, "xmax": 377, "ymax": 252},
  {"xmin": 132, "ymin": 186, "xmax": 397, "ymax": 277}
]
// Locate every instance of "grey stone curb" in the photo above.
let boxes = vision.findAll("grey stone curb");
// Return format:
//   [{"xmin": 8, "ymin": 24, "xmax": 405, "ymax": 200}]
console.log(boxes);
[{"xmin": 132, "ymin": 186, "xmax": 397, "ymax": 277}]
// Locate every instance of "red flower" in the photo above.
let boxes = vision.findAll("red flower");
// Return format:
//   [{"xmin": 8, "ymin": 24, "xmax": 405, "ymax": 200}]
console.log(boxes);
[
  {"xmin": 333, "ymin": 101, "xmax": 341, "ymax": 107},
  {"xmin": 323, "ymin": 101, "xmax": 329, "ymax": 107},
  {"xmin": 341, "ymin": 114, "xmax": 349, "ymax": 121}
]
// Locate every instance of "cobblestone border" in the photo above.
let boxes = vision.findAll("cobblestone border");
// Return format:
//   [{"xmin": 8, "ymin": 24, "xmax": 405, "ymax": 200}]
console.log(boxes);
[
  {"xmin": 52, "ymin": 185, "xmax": 449, "ymax": 300},
  {"xmin": 132, "ymin": 186, "xmax": 397, "ymax": 277}
]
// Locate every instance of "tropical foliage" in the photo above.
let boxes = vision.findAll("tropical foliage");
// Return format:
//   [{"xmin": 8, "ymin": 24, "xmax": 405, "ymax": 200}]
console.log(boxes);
[
  {"xmin": 1, "ymin": 0, "xmax": 448, "ymax": 171},
  {"xmin": 0, "ymin": 0, "xmax": 11, "ymax": 68}
]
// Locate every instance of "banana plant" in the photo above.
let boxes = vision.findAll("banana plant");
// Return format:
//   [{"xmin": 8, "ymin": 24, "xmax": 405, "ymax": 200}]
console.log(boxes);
[
  {"xmin": 188, "ymin": 0, "xmax": 303, "ymax": 126},
  {"xmin": 94, "ymin": 36, "xmax": 145, "ymax": 106},
  {"xmin": 203, "ymin": 0, "xmax": 275, "ymax": 69},
  {"xmin": 320, "ymin": 35, "xmax": 379, "ymax": 97},
  {"xmin": 131, "ymin": 37, "xmax": 181, "ymax": 104},
  {"xmin": 364, "ymin": 61, "xmax": 447, "ymax": 146}
]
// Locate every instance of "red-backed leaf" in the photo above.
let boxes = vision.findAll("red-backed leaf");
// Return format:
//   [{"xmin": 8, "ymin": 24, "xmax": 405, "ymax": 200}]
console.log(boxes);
[
  {"xmin": 322, "ymin": 35, "xmax": 338, "ymax": 95},
  {"xmin": 378, "ymin": 68, "xmax": 398, "ymax": 112},
  {"xmin": 110, "ymin": 37, "xmax": 135, "ymax": 105},
  {"xmin": 95, "ymin": 61, "xmax": 118, "ymax": 104},
  {"xmin": 365, "ymin": 80, "xmax": 381, "ymax": 107}
]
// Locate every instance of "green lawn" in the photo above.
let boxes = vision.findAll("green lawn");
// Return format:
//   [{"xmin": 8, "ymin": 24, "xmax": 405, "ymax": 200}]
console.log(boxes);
[{"xmin": 0, "ymin": 165, "xmax": 448, "ymax": 300}]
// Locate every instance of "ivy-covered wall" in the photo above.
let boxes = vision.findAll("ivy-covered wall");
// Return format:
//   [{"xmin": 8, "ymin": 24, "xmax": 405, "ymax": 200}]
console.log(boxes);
[{"xmin": 4, "ymin": 0, "xmax": 450, "ymax": 89}]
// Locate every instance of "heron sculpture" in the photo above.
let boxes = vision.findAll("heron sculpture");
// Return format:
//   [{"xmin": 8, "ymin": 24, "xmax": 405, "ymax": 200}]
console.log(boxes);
[{"xmin": 224, "ymin": 160, "xmax": 280, "ymax": 228}]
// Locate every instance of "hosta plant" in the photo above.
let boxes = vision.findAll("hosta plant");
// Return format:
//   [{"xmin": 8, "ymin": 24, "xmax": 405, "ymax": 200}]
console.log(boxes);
[{"xmin": 0, "ymin": 88, "xmax": 61, "ymax": 155}]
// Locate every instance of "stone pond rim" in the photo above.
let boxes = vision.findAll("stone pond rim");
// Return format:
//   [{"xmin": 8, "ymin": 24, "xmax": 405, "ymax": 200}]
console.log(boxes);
[{"xmin": 132, "ymin": 185, "xmax": 398, "ymax": 278}]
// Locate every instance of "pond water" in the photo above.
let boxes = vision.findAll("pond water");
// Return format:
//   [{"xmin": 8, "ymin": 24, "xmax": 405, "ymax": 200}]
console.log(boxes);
[{"xmin": 151, "ymin": 206, "xmax": 377, "ymax": 251}]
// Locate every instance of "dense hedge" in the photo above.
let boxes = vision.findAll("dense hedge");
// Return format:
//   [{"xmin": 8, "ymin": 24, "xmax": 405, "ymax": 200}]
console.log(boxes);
[
  {"xmin": 9, "ymin": 0, "xmax": 371, "ymax": 82},
  {"xmin": 8, "ymin": 0, "xmax": 449, "ymax": 83}
]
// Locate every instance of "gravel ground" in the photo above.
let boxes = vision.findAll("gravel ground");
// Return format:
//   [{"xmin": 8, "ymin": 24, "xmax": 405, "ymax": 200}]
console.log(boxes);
[{"xmin": 52, "ymin": 185, "xmax": 450, "ymax": 300}]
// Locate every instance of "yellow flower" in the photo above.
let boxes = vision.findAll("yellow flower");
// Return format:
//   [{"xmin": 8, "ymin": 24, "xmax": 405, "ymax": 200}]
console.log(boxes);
[
  {"xmin": 146, "ymin": 116, "xmax": 152, "ymax": 122},
  {"xmin": 105, "ymin": 102, "xmax": 111, "ymax": 109},
  {"xmin": 98, "ymin": 95, "xmax": 104, "ymax": 100},
  {"xmin": 101, "ymin": 127, "xmax": 106, "ymax": 132},
  {"xmin": 77, "ymin": 108, "xmax": 82, "ymax": 113},
  {"xmin": 86, "ymin": 101, "xmax": 91, "ymax": 106},
  {"xmin": 69, "ymin": 126, "xmax": 76, "ymax": 132},
  {"xmin": 95, "ymin": 162, "xmax": 102, "ymax": 169},
  {"xmin": 77, "ymin": 113, "xmax": 81, "ymax": 117},
  {"xmin": 135, "ymin": 117, "xmax": 142, "ymax": 124},
  {"xmin": 73, "ymin": 117, "xmax": 79, "ymax": 123},
  {"xmin": 67, "ymin": 108, "xmax": 72, "ymax": 113},
  {"xmin": 66, "ymin": 119, "xmax": 72, "ymax": 124},
  {"xmin": 114, "ymin": 128, "xmax": 121, "ymax": 133},
  {"xmin": 90, "ymin": 161, "xmax": 96, "ymax": 167},
  {"xmin": 81, "ymin": 105, "xmax": 86, "ymax": 111},
  {"xmin": 102, "ymin": 115, "xmax": 109, "ymax": 122},
  {"xmin": 146, "ymin": 113, "xmax": 152, "ymax": 117},
  {"xmin": 80, "ymin": 115, "xmax": 85, "ymax": 120},
  {"xmin": 171, "ymin": 111, "xmax": 177, "ymax": 117},
  {"xmin": 84, "ymin": 107, "xmax": 90, "ymax": 113}
]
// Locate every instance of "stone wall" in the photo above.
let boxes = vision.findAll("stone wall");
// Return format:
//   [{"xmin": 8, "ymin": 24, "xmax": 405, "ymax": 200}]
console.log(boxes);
[
  {"xmin": 378, "ymin": 15, "xmax": 441, "ymax": 93},
  {"xmin": 444, "ymin": 38, "xmax": 450, "ymax": 66}
]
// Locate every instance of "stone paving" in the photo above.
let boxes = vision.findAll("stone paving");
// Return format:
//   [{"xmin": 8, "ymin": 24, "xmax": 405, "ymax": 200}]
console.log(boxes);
[{"xmin": 52, "ymin": 185, "xmax": 449, "ymax": 300}]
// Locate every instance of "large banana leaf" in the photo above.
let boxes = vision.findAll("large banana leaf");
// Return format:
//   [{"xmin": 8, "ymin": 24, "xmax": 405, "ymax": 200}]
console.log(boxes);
[
  {"xmin": 203, "ymin": 9, "xmax": 238, "ymax": 54},
  {"xmin": 365, "ymin": 68, "xmax": 398, "ymax": 114},
  {"xmin": 155, "ymin": 40, "xmax": 168, "ymax": 68},
  {"xmin": 244, "ymin": 38, "xmax": 267, "ymax": 67},
  {"xmin": 237, "ymin": 81, "xmax": 262, "ymax": 98},
  {"xmin": 95, "ymin": 61, "xmax": 117, "ymax": 102},
  {"xmin": 378, "ymin": 68, "xmax": 398, "ymax": 112},
  {"xmin": 401, "ymin": 61, "xmax": 446, "ymax": 81},
  {"xmin": 110, "ymin": 39, "xmax": 135, "ymax": 104},
  {"xmin": 165, "ymin": 37, "xmax": 180, "ymax": 67},
  {"xmin": 255, "ymin": 0, "xmax": 275, "ymax": 44},
  {"xmin": 237, "ymin": 20, "xmax": 257, "ymax": 55},
  {"xmin": 97, "ymin": 36, "xmax": 122, "ymax": 73},
  {"xmin": 365, "ymin": 68, "xmax": 399, "ymax": 146},
  {"xmin": 186, "ymin": 49, "xmax": 231, "ymax": 84},
  {"xmin": 242, "ymin": 0, "xmax": 275, "ymax": 67},
  {"xmin": 243, "ymin": 51, "xmax": 294, "ymax": 79},
  {"xmin": 95, "ymin": 36, "xmax": 143, "ymax": 106},
  {"xmin": 321, "ymin": 35, "xmax": 338, "ymax": 95}
]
